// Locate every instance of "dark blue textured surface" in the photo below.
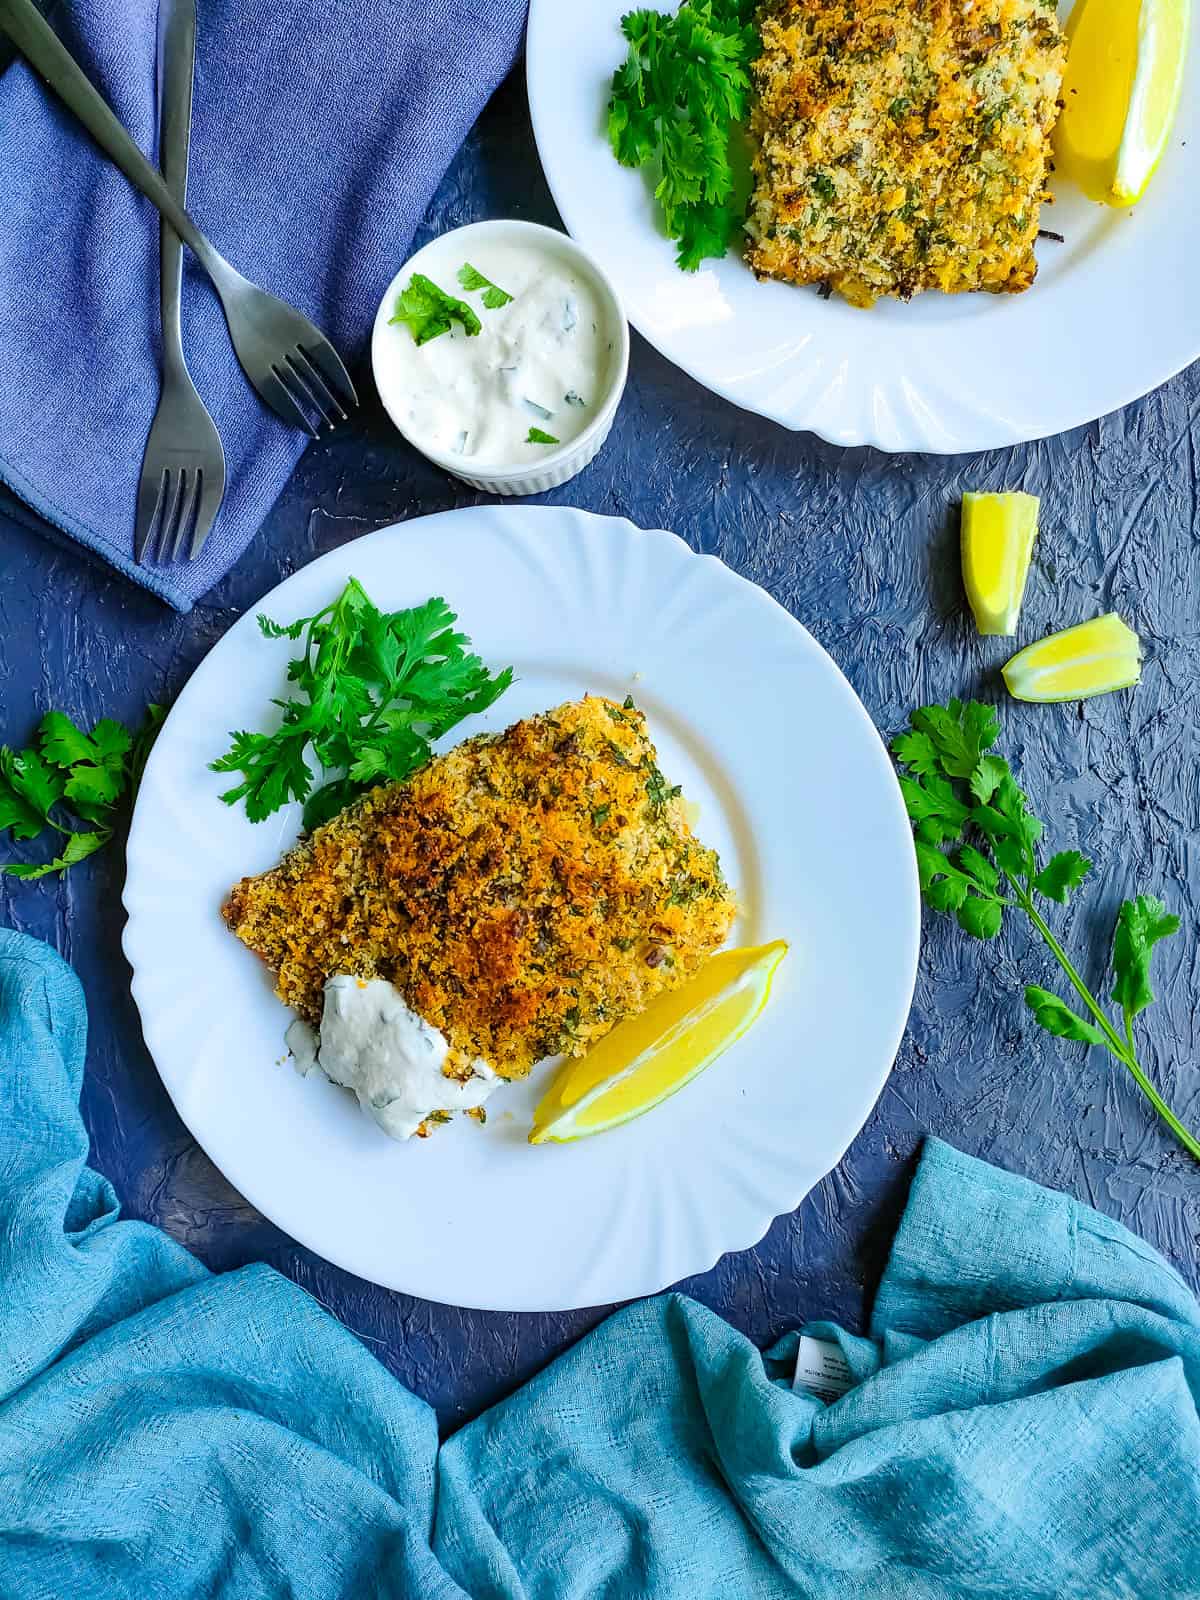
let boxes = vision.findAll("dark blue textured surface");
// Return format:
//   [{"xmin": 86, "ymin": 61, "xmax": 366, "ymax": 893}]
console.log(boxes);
[{"xmin": 2, "ymin": 67, "xmax": 1199, "ymax": 1433}]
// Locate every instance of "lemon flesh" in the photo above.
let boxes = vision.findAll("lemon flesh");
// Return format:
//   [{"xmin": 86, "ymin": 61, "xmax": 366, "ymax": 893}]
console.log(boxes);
[
  {"xmin": 529, "ymin": 941, "xmax": 788, "ymax": 1144},
  {"xmin": 1002, "ymin": 613, "xmax": 1142, "ymax": 702},
  {"xmin": 961, "ymin": 491, "xmax": 1039, "ymax": 637},
  {"xmin": 1054, "ymin": 0, "xmax": 1190, "ymax": 206}
]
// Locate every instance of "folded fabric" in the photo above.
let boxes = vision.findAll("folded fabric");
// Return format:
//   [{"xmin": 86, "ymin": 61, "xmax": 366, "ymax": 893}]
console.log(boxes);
[
  {"xmin": 0, "ymin": 0, "xmax": 526, "ymax": 611},
  {"xmin": 1, "ymin": 927, "xmax": 1198, "ymax": 1598}
]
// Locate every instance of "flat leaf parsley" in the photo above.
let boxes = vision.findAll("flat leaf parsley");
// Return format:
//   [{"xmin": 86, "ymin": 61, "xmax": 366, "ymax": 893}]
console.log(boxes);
[
  {"xmin": 0, "ymin": 706, "xmax": 164, "ymax": 880},
  {"xmin": 893, "ymin": 698, "xmax": 1198, "ymax": 1159},
  {"xmin": 525, "ymin": 427, "xmax": 560, "ymax": 445},
  {"xmin": 212, "ymin": 580, "xmax": 513, "ymax": 833},
  {"xmin": 608, "ymin": 0, "xmax": 760, "ymax": 270}
]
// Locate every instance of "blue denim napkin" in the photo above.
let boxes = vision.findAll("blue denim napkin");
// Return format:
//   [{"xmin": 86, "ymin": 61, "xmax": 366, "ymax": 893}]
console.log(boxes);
[
  {"xmin": 2, "ymin": 926, "xmax": 1199, "ymax": 1596},
  {"xmin": 0, "ymin": 0, "xmax": 526, "ymax": 611}
]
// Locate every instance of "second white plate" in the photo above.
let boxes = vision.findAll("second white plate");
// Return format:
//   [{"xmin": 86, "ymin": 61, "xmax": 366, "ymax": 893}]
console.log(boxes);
[
  {"xmin": 526, "ymin": 0, "xmax": 1200, "ymax": 453},
  {"xmin": 123, "ymin": 506, "xmax": 918, "ymax": 1310}
]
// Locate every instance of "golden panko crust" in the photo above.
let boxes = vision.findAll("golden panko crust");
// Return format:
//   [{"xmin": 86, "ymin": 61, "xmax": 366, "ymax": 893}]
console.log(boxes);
[
  {"xmin": 223, "ymin": 697, "xmax": 736, "ymax": 1079},
  {"xmin": 746, "ymin": 0, "xmax": 1066, "ymax": 306}
]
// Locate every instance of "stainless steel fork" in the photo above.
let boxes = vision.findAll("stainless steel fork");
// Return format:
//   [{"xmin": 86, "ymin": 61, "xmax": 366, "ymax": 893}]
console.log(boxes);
[
  {"xmin": 136, "ymin": 0, "xmax": 224, "ymax": 564},
  {"xmin": 1, "ymin": 0, "xmax": 358, "ymax": 438}
]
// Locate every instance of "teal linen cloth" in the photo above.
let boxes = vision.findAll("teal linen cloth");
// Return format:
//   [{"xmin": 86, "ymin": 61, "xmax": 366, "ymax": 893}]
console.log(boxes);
[{"xmin": 2, "ymin": 925, "xmax": 1198, "ymax": 1597}]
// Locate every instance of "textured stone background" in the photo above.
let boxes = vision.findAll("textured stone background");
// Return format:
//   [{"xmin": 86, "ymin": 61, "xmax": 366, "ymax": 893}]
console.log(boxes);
[{"xmin": 2, "ymin": 67, "xmax": 1199, "ymax": 1432}]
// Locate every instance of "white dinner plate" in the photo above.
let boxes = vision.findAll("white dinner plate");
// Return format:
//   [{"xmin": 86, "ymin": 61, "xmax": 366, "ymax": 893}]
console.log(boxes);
[
  {"xmin": 526, "ymin": 0, "xmax": 1200, "ymax": 453},
  {"xmin": 123, "ymin": 507, "xmax": 919, "ymax": 1310}
]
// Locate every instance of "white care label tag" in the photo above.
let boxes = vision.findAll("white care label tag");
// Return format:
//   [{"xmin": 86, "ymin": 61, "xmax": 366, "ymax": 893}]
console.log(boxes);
[{"xmin": 792, "ymin": 1335, "xmax": 855, "ymax": 1404}]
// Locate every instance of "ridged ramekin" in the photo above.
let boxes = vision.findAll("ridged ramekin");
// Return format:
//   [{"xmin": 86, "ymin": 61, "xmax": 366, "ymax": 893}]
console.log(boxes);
[{"xmin": 371, "ymin": 219, "xmax": 629, "ymax": 497}]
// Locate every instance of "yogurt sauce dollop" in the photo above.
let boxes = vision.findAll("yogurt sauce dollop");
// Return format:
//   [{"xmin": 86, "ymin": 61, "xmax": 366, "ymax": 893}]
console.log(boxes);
[
  {"xmin": 286, "ymin": 974, "xmax": 499, "ymax": 1141},
  {"xmin": 375, "ymin": 240, "xmax": 616, "ymax": 466}
]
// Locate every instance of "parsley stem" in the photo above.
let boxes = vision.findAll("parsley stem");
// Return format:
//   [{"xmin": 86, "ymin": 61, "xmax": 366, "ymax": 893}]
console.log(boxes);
[
  {"xmin": 1017, "ymin": 887, "xmax": 1127, "ymax": 1056},
  {"xmin": 1118, "ymin": 1042, "xmax": 1200, "ymax": 1160},
  {"xmin": 1119, "ymin": 1005, "xmax": 1200, "ymax": 1161},
  {"xmin": 1019, "ymin": 885, "xmax": 1200, "ymax": 1161}
]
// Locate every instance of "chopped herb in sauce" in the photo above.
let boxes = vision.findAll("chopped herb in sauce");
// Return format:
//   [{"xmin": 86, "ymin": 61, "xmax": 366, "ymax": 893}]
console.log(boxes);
[
  {"xmin": 457, "ymin": 262, "xmax": 514, "ymax": 309},
  {"xmin": 526, "ymin": 427, "xmax": 560, "ymax": 445},
  {"xmin": 389, "ymin": 273, "xmax": 481, "ymax": 346}
]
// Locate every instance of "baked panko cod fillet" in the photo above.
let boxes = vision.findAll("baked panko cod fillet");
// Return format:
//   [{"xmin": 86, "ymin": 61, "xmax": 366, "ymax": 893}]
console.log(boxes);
[
  {"xmin": 746, "ymin": 0, "xmax": 1067, "ymax": 307},
  {"xmin": 223, "ymin": 696, "xmax": 736, "ymax": 1132}
]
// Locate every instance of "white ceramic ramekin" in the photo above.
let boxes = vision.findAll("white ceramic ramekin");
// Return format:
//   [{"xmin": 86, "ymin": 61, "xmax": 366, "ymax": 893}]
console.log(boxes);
[{"xmin": 370, "ymin": 219, "xmax": 630, "ymax": 496}]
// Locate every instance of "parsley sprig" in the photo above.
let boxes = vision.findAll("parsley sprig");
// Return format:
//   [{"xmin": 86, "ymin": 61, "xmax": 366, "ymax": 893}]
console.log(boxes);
[
  {"xmin": 893, "ymin": 699, "xmax": 1198, "ymax": 1160},
  {"xmin": 211, "ymin": 581, "xmax": 512, "ymax": 834},
  {"xmin": 608, "ymin": 0, "xmax": 759, "ymax": 270},
  {"xmin": 0, "ymin": 707, "xmax": 163, "ymax": 879}
]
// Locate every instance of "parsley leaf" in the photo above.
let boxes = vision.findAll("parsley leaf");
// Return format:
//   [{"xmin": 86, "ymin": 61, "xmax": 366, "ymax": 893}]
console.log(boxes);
[
  {"xmin": 389, "ymin": 273, "xmax": 482, "ymax": 346},
  {"xmin": 890, "ymin": 730, "xmax": 940, "ymax": 776},
  {"xmin": 608, "ymin": 0, "xmax": 760, "ymax": 271},
  {"xmin": 893, "ymin": 698, "xmax": 1199, "ymax": 1160},
  {"xmin": 39, "ymin": 711, "xmax": 101, "ymax": 769},
  {"xmin": 213, "ymin": 580, "xmax": 512, "ymax": 833},
  {"xmin": 909, "ymin": 700, "xmax": 999, "ymax": 778},
  {"xmin": 968, "ymin": 755, "xmax": 1007, "ymax": 804},
  {"xmin": 1111, "ymin": 895, "xmax": 1180, "ymax": 1019},
  {"xmin": 896, "ymin": 771, "xmax": 972, "ymax": 838},
  {"xmin": 1024, "ymin": 987, "xmax": 1105, "ymax": 1045},
  {"xmin": 64, "ymin": 763, "xmax": 124, "ymax": 811},
  {"xmin": 526, "ymin": 427, "xmax": 560, "ymax": 445},
  {"xmin": 457, "ymin": 263, "xmax": 514, "ymax": 309},
  {"xmin": 5, "ymin": 829, "xmax": 110, "ymax": 881},
  {"xmin": 0, "ymin": 749, "xmax": 49, "ymax": 840},
  {"xmin": 956, "ymin": 895, "xmax": 1003, "ymax": 940},
  {"xmin": 5, "ymin": 750, "xmax": 64, "ymax": 824},
  {"xmin": 1033, "ymin": 850, "xmax": 1092, "ymax": 904}
]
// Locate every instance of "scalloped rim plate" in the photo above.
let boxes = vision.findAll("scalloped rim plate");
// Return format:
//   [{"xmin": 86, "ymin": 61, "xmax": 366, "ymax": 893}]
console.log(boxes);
[
  {"xmin": 525, "ymin": 0, "xmax": 1200, "ymax": 453},
  {"xmin": 123, "ymin": 507, "xmax": 919, "ymax": 1310}
]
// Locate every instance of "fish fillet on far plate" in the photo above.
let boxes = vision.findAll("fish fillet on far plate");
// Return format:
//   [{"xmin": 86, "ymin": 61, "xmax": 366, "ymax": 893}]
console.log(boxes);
[{"xmin": 746, "ymin": 0, "xmax": 1067, "ymax": 307}]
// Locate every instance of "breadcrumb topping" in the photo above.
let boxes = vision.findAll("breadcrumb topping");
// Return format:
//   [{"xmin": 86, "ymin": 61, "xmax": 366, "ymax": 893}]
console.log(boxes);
[{"xmin": 746, "ymin": 0, "xmax": 1066, "ymax": 306}]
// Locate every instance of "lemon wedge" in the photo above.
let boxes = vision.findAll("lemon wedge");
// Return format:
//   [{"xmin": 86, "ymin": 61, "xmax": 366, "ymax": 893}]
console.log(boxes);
[
  {"xmin": 1002, "ymin": 613, "xmax": 1142, "ymax": 702},
  {"xmin": 961, "ymin": 491, "xmax": 1039, "ymax": 636},
  {"xmin": 1054, "ymin": 0, "xmax": 1190, "ymax": 206},
  {"xmin": 529, "ymin": 941, "xmax": 787, "ymax": 1144}
]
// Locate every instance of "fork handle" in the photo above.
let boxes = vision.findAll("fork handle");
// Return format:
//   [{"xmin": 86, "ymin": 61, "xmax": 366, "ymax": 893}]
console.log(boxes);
[
  {"xmin": 157, "ymin": 0, "xmax": 196, "ymax": 374},
  {"xmin": 1, "ymin": 0, "xmax": 224, "ymax": 281}
]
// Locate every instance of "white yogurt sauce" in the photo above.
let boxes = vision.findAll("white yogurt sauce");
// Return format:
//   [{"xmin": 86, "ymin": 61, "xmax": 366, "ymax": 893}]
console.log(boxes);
[
  {"xmin": 286, "ymin": 974, "xmax": 499, "ymax": 1142},
  {"xmin": 375, "ymin": 240, "xmax": 615, "ymax": 466}
]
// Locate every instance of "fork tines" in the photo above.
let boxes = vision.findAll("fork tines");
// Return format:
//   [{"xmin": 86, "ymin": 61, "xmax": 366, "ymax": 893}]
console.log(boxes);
[
  {"xmin": 136, "ymin": 464, "xmax": 215, "ymax": 564},
  {"xmin": 267, "ymin": 343, "xmax": 354, "ymax": 439}
]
